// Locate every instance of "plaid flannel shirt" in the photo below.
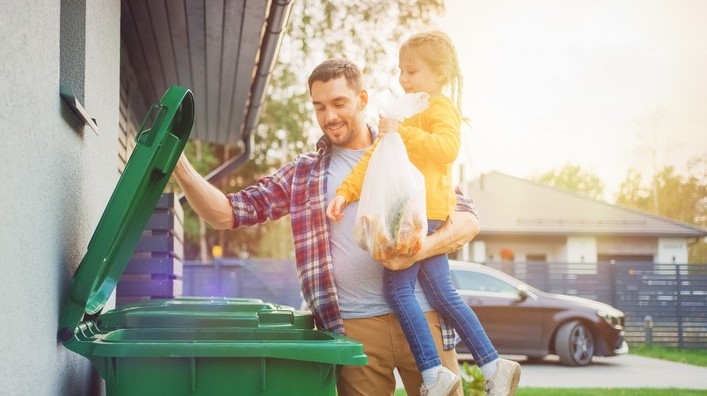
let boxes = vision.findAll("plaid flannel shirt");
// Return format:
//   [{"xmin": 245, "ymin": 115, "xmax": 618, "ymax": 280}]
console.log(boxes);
[{"xmin": 227, "ymin": 133, "xmax": 478, "ymax": 350}]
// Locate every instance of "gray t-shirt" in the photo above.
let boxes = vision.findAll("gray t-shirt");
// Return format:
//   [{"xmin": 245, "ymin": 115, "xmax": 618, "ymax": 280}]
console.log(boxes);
[{"xmin": 327, "ymin": 145, "xmax": 432, "ymax": 319}]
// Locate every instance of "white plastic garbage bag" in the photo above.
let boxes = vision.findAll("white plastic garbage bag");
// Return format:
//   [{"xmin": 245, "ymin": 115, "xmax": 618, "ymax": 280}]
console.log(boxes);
[{"xmin": 353, "ymin": 93, "xmax": 429, "ymax": 261}]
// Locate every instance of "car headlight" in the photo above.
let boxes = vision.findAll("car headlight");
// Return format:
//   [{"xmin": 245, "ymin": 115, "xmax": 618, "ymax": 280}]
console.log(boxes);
[{"xmin": 597, "ymin": 310, "xmax": 624, "ymax": 329}]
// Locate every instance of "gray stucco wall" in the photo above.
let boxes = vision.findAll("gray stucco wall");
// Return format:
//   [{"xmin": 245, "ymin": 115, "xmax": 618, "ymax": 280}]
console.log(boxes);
[{"xmin": 0, "ymin": 0, "xmax": 120, "ymax": 394}]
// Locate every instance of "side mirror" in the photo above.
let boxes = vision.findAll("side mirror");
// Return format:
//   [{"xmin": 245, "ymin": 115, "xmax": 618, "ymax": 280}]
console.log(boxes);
[{"xmin": 517, "ymin": 285, "xmax": 529, "ymax": 302}]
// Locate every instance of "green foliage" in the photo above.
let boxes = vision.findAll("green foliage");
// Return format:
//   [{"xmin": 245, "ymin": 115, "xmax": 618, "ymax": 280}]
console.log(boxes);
[
  {"xmin": 615, "ymin": 169, "xmax": 650, "ymax": 209},
  {"xmin": 252, "ymin": 0, "xmax": 446, "ymax": 171},
  {"xmin": 615, "ymin": 160, "xmax": 706, "ymax": 224},
  {"xmin": 283, "ymin": 0, "xmax": 444, "ymax": 90},
  {"xmin": 392, "ymin": 362, "xmax": 486, "ymax": 396},
  {"xmin": 460, "ymin": 362, "xmax": 486, "ymax": 396},
  {"xmin": 689, "ymin": 241, "xmax": 707, "ymax": 265},
  {"xmin": 615, "ymin": 158, "xmax": 707, "ymax": 262},
  {"xmin": 165, "ymin": 140, "xmax": 221, "ymax": 259},
  {"xmin": 534, "ymin": 164, "xmax": 605, "ymax": 200}
]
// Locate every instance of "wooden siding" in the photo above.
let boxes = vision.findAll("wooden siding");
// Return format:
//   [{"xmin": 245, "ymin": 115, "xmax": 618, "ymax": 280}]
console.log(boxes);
[
  {"xmin": 121, "ymin": 0, "xmax": 269, "ymax": 147},
  {"xmin": 118, "ymin": 42, "xmax": 147, "ymax": 172}
]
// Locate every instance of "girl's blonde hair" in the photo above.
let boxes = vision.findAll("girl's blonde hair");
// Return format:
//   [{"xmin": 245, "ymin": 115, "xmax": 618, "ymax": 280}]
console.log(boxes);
[{"xmin": 400, "ymin": 30, "xmax": 463, "ymax": 112}]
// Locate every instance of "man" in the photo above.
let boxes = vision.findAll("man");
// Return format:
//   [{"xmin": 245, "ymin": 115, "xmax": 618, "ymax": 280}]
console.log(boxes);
[{"xmin": 173, "ymin": 59, "xmax": 479, "ymax": 396}]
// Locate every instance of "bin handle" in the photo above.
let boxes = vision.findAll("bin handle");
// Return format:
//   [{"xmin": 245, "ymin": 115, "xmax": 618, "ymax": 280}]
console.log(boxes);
[
  {"xmin": 135, "ymin": 104, "xmax": 167, "ymax": 147},
  {"xmin": 256, "ymin": 310, "xmax": 296, "ymax": 328}
]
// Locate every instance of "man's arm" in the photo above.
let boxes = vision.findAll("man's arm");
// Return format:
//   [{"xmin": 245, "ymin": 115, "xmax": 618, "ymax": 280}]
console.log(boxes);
[
  {"xmin": 172, "ymin": 153, "xmax": 234, "ymax": 230},
  {"xmin": 381, "ymin": 210, "xmax": 479, "ymax": 270},
  {"xmin": 381, "ymin": 187, "xmax": 479, "ymax": 271}
]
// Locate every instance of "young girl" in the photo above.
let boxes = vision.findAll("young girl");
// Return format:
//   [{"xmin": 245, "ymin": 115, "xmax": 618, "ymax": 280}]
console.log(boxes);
[{"xmin": 327, "ymin": 31, "xmax": 521, "ymax": 396}]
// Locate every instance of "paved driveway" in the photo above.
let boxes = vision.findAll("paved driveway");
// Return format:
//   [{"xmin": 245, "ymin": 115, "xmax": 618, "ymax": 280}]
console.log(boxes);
[
  {"xmin": 514, "ymin": 354, "xmax": 707, "ymax": 389},
  {"xmin": 396, "ymin": 354, "xmax": 707, "ymax": 390}
]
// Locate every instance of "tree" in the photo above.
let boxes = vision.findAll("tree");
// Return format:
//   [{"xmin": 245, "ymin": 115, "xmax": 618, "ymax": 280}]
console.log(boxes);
[
  {"xmin": 615, "ymin": 169, "xmax": 651, "ymax": 209},
  {"xmin": 615, "ymin": 159, "xmax": 707, "ymax": 262},
  {"xmin": 175, "ymin": 0, "xmax": 445, "ymax": 260},
  {"xmin": 534, "ymin": 164, "xmax": 605, "ymax": 200},
  {"xmin": 166, "ymin": 140, "xmax": 221, "ymax": 260},
  {"xmin": 249, "ymin": 0, "xmax": 445, "ymax": 173}
]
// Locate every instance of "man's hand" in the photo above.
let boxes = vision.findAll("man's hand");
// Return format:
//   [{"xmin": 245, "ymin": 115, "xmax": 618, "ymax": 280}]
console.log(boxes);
[
  {"xmin": 380, "ymin": 209, "xmax": 479, "ymax": 270},
  {"xmin": 326, "ymin": 195, "xmax": 347, "ymax": 221}
]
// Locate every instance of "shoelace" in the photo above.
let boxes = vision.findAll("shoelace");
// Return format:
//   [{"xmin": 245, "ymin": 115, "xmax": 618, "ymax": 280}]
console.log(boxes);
[{"xmin": 419, "ymin": 385, "xmax": 429, "ymax": 396}]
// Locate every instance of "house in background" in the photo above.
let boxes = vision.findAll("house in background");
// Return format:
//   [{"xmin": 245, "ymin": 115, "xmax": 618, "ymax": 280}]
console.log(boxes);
[
  {"xmin": 1, "ymin": 1, "xmax": 292, "ymax": 395},
  {"xmin": 460, "ymin": 172, "xmax": 707, "ymax": 271}
]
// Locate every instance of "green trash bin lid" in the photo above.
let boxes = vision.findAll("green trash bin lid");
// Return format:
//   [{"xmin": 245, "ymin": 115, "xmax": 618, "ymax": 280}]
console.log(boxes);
[
  {"xmin": 58, "ymin": 85, "xmax": 194, "ymax": 342},
  {"xmin": 96, "ymin": 297, "xmax": 315, "ymax": 330}
]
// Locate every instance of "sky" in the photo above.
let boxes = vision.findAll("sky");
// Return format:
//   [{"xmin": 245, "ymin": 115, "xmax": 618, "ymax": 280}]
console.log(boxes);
[{"xmin": 437, "ymin": 0, "xmax": 707, "ymax": 200}]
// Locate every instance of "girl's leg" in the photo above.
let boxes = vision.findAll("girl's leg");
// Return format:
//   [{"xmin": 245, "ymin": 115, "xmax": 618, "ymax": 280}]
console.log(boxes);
[
  {"xmin": 383, "ymin": 263, "xmax": 441, "ymax": 372},
  {"xmin": 418, "ymin": 253, "xmax": 500, "ymax": 367}
]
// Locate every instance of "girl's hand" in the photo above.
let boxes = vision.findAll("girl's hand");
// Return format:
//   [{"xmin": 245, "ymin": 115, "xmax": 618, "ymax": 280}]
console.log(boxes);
[
  {"xmin": 378, "ymin": 115, "xmax": 399, "ymax": 138},
  {"xmin": 326, "ymin": 195, "xmax": 347, "ymax": 221}
]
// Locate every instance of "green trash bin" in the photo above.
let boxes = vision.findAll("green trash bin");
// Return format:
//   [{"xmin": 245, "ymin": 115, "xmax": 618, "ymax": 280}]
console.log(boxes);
[
  {"xmin": 96, "ymin": 297, "xmax": 314, "ymax": 331},
  {"xmin": 58, "ymin": 85, "xmax": 367, "ymax": 396}
]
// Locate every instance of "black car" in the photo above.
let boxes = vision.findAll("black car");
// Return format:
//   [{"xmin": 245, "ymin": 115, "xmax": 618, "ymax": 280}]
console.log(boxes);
[{"xmin": 449, "ymin": 261, "xmax": 628, "ymax": 366}]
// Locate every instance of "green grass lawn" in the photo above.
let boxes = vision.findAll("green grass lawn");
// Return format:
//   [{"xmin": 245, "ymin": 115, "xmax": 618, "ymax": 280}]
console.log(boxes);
[
  {"xmin": 395, "ymin": 389, "xmax": 707, "ymax": 396},
  {"xmin": 630, "ymin": 344, "xmax": 707, "ymax": 367}
]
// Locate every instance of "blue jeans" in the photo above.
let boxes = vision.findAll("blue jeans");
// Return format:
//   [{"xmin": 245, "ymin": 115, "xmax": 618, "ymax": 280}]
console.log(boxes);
[{"xmin": 383, "ymin": 220, "xmax": 500, "ymax": 371}]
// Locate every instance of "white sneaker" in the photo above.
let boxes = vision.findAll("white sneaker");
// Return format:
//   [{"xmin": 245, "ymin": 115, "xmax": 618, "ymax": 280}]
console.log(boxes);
[
  {"xmin": 484, "ymin": 358, "xmax": 521, "ymax": 396},
  {"xmin": 419, "ymin": 366, "xmax": 461, "ymax": 396}
]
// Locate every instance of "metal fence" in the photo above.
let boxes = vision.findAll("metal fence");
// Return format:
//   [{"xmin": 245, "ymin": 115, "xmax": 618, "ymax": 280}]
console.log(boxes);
[
  {"xmin": 486, "ymin": 260, "xmax": 707, "ymax": 350},
  {"xmin": 183, "ymin": 259, "xmax": 707, "ymax": 350},
  {"xmin": 183, "ymin": 258, "xmax": 302, "ymax": 308}
]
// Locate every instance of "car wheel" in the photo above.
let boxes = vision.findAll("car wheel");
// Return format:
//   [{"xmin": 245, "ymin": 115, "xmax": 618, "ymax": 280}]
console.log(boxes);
[{"xmin": 555, "ymin": 320, "xmax": 594, "ymax": 366}]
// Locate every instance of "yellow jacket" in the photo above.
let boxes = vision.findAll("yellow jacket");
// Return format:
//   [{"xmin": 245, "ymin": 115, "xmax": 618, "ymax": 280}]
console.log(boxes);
[{"xmin": 336, "ymin": 94, "xmax": 461, "ymax": 221}]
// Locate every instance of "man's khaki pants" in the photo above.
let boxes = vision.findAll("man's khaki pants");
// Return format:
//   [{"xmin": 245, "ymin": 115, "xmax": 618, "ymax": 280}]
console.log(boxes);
[{"xmin": 338, "ymin": 311, "xmax": 463, "ymax": 396}]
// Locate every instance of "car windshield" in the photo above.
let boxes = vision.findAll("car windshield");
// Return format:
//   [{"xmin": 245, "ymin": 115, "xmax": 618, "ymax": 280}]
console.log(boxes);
[{"xmin": 452, "ymin": 269, "xmax": 518, "ymax": 294}]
